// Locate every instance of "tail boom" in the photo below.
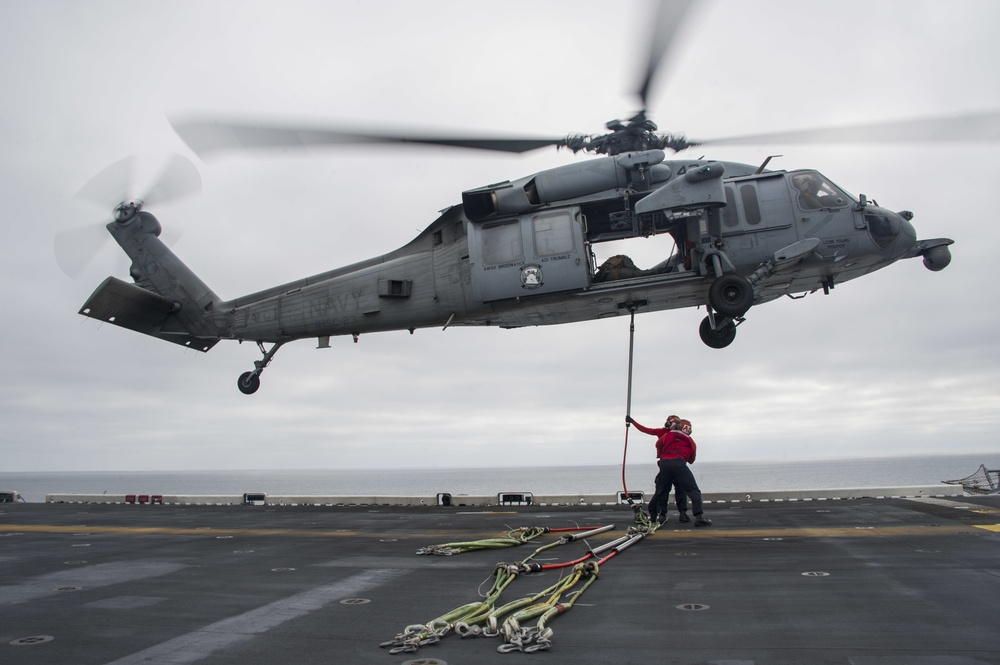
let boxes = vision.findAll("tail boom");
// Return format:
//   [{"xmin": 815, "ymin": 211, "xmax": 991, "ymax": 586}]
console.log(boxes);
[{"xmin": 78, "ymin": 209, "xmax": 223, "ymax": 351}]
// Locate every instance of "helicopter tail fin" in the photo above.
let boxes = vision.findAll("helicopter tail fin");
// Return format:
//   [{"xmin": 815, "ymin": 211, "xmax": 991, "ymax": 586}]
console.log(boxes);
[
  {"xmin": 78, "ymin": 210, "xmax": 223, "ymax": 352},
  {"xmin": 80, "ymin": 276, "xmax": 220, "ymax": 351}
]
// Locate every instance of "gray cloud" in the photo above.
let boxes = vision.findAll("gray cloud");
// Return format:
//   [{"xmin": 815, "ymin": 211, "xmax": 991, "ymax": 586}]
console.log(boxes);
[{"xmin": 2, "ymin": 0, "xmax": 998, "ymax": 472}]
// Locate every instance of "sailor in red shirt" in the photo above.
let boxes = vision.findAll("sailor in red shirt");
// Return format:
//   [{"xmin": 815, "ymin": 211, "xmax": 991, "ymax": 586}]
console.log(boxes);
[{"xmin": 627, "ymin": 415, "xmax": 712, "ymax": 526}]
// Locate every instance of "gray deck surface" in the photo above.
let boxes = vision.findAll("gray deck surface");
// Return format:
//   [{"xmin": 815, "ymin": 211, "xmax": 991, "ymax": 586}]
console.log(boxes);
[{"xmin": 2, "ymin": 495, "xmax": 999, "ymax": 665}]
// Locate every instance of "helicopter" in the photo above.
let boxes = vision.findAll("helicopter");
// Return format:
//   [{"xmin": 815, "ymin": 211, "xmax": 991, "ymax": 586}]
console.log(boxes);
[{"xmin": 69, "ymin": 2, "xmax": 984, "ymax": 396}]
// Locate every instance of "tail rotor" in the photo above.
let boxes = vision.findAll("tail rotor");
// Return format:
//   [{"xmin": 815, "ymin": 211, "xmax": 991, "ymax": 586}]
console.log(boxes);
[{"xmin": 56, "ymin": 153, "xmax": 201, "ymax": 277}]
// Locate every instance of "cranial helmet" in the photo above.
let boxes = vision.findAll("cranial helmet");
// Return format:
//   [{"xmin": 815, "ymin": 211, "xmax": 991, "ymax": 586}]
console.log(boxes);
[
  {"xmin": 679, "ymin": 419, "xmax": 692, "ymax": 435},
  {"xmin": 665, "ymin": 415, "xmax": 681, "ymax": 429}
]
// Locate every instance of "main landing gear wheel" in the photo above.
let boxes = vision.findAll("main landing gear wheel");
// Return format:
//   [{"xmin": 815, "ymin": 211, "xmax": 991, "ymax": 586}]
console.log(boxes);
[
  {"xmin": 236, "ymin": 341, "xmax": 285, "ymax": 395},
  {"xmin": 699, "ymin": 315, "xmax": 737, "ymax": 349},
  {"xmin": 238, "ymin": 371, "xmax": 261, "ymax": 395},
  {"xmin": 709, "ymin": 274, "xmax": 754, "ymax": 318}
]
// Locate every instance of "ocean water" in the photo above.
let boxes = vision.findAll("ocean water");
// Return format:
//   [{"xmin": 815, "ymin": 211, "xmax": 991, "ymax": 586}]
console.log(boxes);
[{"xmin": 2, "ymin": 453, "xmax": 996, "ymax": 503}]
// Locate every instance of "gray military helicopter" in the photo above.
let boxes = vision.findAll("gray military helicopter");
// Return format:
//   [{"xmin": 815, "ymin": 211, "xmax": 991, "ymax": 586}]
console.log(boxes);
[{"xmin": 69, "ymin": 1, "xmax": 983, "ymax": 395}]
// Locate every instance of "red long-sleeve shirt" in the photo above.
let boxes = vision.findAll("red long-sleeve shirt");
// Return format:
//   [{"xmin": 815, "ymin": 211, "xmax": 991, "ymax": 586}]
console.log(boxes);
[{"xmin": 632, "ymin": 421, "xmax": 697, "ymax": 464}]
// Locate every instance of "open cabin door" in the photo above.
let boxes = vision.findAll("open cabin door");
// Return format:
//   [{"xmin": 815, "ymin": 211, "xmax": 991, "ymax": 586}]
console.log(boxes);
[{"xmin": 467, "ymin": 207, "xmax": 590, "ymax": 302}]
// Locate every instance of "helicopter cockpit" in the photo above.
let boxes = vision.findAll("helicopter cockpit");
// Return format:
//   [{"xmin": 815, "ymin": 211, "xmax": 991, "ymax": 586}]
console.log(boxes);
[
  {"xmin": 864, "ymin": 208, "xmax": 905, "ymax": 249},
  {"xmin": 789, "ymin": 170, "xmax": 852, "ymax": 210}
]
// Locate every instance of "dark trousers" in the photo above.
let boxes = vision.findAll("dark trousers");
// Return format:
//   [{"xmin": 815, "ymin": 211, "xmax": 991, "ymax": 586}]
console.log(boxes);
[
  {"xmin": 650, "ymin": 458, "xmax": 703, "ymax": 516},
  {"xmin": 649, "ymin": 479, "xmax": 689, "ymax": 514}
]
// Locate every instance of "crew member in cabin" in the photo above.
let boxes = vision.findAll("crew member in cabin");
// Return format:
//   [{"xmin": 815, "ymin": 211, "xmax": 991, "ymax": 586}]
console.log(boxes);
[{"xmin": 626, "ymin": 414, "xmax": 712, "ymax": 526}]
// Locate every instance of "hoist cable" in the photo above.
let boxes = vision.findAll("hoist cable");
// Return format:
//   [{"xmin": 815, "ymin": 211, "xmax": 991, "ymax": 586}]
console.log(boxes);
[{"xmin": 622, "ymin": 305, "xmax": 638, "ymax": 504}]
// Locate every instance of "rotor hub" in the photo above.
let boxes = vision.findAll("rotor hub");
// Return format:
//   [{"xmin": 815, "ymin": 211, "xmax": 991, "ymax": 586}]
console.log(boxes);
[
  {"xmin": 556, "ymin": 110, "xmax": 698, "ymax": 155},
  {"xmin": 114, "ymin": 201, "xmax": 143, "ymax": 223}
]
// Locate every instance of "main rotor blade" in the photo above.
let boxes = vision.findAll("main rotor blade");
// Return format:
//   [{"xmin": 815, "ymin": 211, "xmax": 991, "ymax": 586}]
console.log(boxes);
[
  {"xmin": 171, "ymin": 119, "xmax": 564, "ymax": 157},
  {"xmin": 637, "ymin": 0, "xmax": 697, "ymax": 109},
  {"xmin": 695, "ymin": 110, "xmax": 1000, "ymax": 147}
]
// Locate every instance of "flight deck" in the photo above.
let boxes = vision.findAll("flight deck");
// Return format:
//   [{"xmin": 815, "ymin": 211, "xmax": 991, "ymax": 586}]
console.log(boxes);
[{"xmin": 2, "ymin": 493, "xmax": 999, "ymax": 665}]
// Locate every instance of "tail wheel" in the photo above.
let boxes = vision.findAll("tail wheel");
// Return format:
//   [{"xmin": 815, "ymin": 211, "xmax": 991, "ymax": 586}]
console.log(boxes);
[
  {"xmin": 699, "ymin": 315, "xmax": 736, "ymax": 349},
  {"xmin": 709, "ymin": 274, "xmax": 753, "ymax": 317},
  {"xmin": 238, "ymin": 371, "xmax": 261, "ymax": 395}
]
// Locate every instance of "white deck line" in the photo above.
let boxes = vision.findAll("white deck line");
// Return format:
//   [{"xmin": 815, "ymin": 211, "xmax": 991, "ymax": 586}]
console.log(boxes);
[{"xmin": 45, "ymin": 485, "xmax": 962, "ymax": 506}]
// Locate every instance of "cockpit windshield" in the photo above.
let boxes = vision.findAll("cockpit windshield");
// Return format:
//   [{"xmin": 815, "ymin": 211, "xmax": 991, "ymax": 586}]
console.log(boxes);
[
  {"xmin": 789, "ymin": 171, "xmax": 854, "ymax": 210},
  {"xmin": 865, "ymin": 211, "xmax": 902, "ymax": 248}
]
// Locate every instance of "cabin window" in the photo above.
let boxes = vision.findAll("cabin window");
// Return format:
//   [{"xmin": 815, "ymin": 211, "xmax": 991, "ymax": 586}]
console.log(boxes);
[
  {"xmin": 532, "ymin": 213, "xmax": 575, "ymax": 257},
  {"xmin": 482, "ymin": 220, "xmax": 523, "ymax": 265},
  {"xmin": 740, "ymin": 184, "xmax": 762, "ymax": 226},
  {"xmin": 722, "ymin": 186, "xmax": 739, "ymax": 228}
]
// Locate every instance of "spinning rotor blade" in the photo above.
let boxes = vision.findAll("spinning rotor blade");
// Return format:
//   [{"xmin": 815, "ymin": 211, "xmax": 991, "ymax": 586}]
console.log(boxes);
[
  {"xmin": 54, "ymin": 223, "xmax": 114, "ymax": 278},
  {"xmin": 637, "ymin": 0, "xmax": 696, "ymax": 109},
  {"xmin": 74, "ymin": 154, "xmax": 135, "ymax": 209},
  {"xmin": 169, "ymin": 1, "xmax": 700, "ymax": 161},
  {"xmin": 695, "ymin": 110, "xmax": 1000, "ymax": 147},
  {"xmin": 171, "ymin": 118, "xmax": 564, "ymax": 158},
  {"xmin": 142, "ymin": 153, "xmax": 202, "ymax": 206},
  {"xmin": 74, "ymin": 153, "xmax": 202, "ymax": 207},
  {"xmin": 58, "ymin": 154, "xmax": 201, "ymax": 277}
]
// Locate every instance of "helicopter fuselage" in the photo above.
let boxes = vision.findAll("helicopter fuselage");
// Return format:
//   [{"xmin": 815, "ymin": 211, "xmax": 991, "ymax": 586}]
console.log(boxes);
[
  {"xmin": 214, "ymin": 151, "xmax": 947, "ymax": 338},
  {"xmin": 80, "ymin": 150, "xmax": 952, "ymax": 393}
]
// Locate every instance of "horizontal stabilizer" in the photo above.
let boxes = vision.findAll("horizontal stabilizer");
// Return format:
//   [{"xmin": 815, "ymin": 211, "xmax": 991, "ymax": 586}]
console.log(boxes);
[{"xmin": 80, "ymin": 276, "xmax": 219, "ymax": 352}]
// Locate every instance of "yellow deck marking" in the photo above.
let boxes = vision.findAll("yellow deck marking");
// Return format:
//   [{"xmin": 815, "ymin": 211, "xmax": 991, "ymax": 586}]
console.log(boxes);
[
  {"xmin": 1, "ymin": 523, "xmax": 992, "ymax": 539},
  {"xmin": 652, "ymin": 525, "xmax": 985, "ymax": 538},
  {"xmin": 0, "ymin": 524, "xmax": 367, "ymax": 537}
]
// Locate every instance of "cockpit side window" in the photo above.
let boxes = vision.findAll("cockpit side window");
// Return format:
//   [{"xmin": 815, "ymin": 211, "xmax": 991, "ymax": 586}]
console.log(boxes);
[{"xmin": 790, "ymin": 171, "xmax": 849, "ymax": 210}]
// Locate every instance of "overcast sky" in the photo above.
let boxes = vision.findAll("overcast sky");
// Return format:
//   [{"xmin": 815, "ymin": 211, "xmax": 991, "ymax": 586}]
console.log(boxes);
[{"xmin": 2, "ymin": 0, "xmax": 999, "ymax": 472}]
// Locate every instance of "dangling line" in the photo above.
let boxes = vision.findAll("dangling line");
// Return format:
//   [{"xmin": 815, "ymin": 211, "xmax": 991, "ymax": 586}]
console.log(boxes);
[
  {"xmin": 622, "ymin": 305, "xmax": 637, "ymax": 503},
  {"xmin": 621, "ymin": 426, "xmax": 633, "ymax": 502}
]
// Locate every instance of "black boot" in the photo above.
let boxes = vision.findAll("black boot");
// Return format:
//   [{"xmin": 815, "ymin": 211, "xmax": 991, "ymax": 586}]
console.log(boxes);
[
  {"xmin": 694, "ymin": 515, "xmax": 712, "ymax": 527},
  {"xmin": 678, "ymin": 511, "xmax": 691, "ymax": 523}
]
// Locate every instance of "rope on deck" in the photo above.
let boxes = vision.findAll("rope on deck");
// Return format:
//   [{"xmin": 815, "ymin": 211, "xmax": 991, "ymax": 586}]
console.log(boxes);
[{"xmin": 381, "ymin": 515, "xmax": 659, "ymax": 655}]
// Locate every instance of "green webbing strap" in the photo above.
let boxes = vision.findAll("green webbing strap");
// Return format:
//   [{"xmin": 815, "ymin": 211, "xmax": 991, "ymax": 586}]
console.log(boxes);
[{"xmin": 415, "ymin": 526, "xmax": 547, "ymax": 556}]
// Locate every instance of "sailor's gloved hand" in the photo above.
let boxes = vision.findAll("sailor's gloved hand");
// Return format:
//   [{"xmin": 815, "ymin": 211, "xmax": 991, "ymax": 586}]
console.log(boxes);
[{"xmin": 625, "ymin": 415, "xmax": 634, "ymax": 424}]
